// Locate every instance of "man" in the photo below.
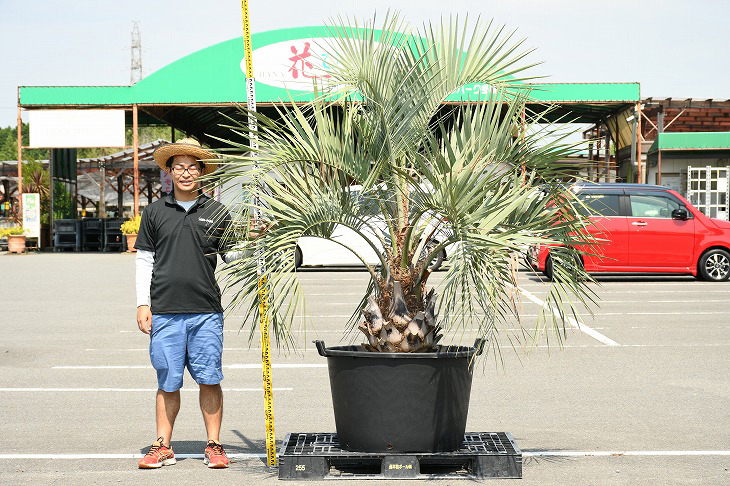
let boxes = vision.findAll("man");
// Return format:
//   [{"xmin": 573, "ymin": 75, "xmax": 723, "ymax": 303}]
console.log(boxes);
[{"xmin": 135, "ymin": 138, "xmax": 232, "ymax": 469}]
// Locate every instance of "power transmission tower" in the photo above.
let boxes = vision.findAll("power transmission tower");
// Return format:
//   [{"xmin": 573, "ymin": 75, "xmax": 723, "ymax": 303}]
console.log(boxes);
[{"xmin": 130, "ymin": 22, "xmax": 143, "ymax": 84}]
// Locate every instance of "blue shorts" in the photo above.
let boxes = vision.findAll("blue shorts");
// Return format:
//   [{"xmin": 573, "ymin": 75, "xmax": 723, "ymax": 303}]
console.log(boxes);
[{"xmin": 149, "ymin": 313, "xmax": 224, "ymax": 392}]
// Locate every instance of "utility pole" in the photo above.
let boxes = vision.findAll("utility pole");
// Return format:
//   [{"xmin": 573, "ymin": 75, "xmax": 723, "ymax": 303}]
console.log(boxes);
[{"xmin": 130, "ymin": 22, "xmax": 143, "ymax": 84}]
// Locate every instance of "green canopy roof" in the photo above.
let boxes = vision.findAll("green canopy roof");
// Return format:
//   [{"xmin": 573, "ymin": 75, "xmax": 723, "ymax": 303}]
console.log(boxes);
[
  {"xmin": 648, "ymin": 132, "xmax": 730, "ymax": 154},
  {"xmin": 19, "ymin": 26, "xmax": 639, "ymax": 148},
  {"xmin": 20, "ymin": 26, "xmax": 639, "ymax": 108}
]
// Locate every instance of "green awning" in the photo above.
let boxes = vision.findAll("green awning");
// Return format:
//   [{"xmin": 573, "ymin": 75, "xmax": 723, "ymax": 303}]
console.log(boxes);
[
  {"xmin": 647, "ymin": 132, "xmax": 730, "ymax": 154},
  {"xmin": 20, "ymin": 27, "xmax": 639, "ymax": 108},
  {"xmin": 19, "ymin": 26, "xmax": 639, "ymax": 148}
]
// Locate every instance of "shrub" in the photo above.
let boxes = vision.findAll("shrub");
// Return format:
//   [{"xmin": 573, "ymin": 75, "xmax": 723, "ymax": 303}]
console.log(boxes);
[
  {"xmin": 120, "ymin": 215, "xmax": 141, "ymax": 235},
  {"xmin": 0, "ymin": 226, "xmax": 26, "ymax": 237}
]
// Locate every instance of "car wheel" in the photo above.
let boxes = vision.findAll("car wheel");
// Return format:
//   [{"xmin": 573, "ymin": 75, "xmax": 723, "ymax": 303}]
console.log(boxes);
[
  {"xmin": 544, "ymin": 253, "xmax": 584, "ymax": 282},
  {"xmin": 295, "ymin": 246, "xmax": 303, "ymax": 269},
  {"xmin": 543, "ymin": 255, "xmax": 554, "ymax": 281},
  {"xmin": 698, "ymin": 249, "xmax": 730, "ymax": 281}
]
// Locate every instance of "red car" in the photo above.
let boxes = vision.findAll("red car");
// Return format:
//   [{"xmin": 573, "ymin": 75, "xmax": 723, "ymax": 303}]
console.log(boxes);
[{"xmin": 531, "ymin": 183, "xmax": 730, "ymax": 281}]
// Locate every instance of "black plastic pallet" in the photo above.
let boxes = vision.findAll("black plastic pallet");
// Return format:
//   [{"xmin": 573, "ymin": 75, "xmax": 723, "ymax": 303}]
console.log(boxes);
[{"xmin": 278, "ymin": 432, "xmax": 521, "ymax": 480}]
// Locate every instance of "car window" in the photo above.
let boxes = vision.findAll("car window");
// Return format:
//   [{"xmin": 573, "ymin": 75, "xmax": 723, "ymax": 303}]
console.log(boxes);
[
  {"xmin": 629, "ymin": 194, "xmax": 680, "ymax": 218},
  {"xmin": 576, "ymin": 193, "xmax": 621, "ymax": 217}
]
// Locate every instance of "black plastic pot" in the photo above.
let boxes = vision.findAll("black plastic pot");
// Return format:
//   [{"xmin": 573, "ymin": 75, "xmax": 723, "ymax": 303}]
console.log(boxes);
[{"xmin": 315, "ymin": 339, "xmax": 484, "ymax": 453}]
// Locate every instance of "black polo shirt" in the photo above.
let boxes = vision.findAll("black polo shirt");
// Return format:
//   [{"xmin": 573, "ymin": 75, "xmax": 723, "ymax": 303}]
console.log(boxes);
[{"xmin": 135, "ymin": 193, "xmax": 232, "ymax": 314}]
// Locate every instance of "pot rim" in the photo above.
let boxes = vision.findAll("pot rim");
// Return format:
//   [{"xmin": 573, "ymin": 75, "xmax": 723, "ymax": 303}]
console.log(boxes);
[{"xmin": 315, "ymin": 339, "xmax": 485, "ymax": 359}]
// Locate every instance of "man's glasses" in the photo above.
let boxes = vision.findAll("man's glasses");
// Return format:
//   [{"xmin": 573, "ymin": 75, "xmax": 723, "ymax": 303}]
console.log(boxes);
[{"xmin": 171, "ymin": 165, "xmax": 201, "ymax": 176}]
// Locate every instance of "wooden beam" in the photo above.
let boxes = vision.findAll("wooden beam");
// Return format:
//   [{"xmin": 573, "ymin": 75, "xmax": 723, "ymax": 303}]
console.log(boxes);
[
  {"xmin": 637, "ymin": 103, "xmax": 643, "ymax": 184},
  {"xmin": 99, "ymin": 164, "xmax": 106, "ymax": 218},
  {"xmin": 16, "ymin": 99, "xmax": 22, "ymax": 215},
  {"xmin": 641, "ymin": 111, "xmax": 658, "ymax": 137},
  {"xmin": 663, "ymin": 109, "xmax": 686, "ymax": 131},
  {"xmin": 133, "ymin": 105, "xmax": 140, "ymax": 216}
]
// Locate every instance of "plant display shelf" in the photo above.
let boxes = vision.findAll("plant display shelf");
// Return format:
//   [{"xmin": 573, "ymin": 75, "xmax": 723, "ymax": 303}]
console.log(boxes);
[{"xmin": 278, "ymin": 432, "xmax": 522, "ymax": 480}]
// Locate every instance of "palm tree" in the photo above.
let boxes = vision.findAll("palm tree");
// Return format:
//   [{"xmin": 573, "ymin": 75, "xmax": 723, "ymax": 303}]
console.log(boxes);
[{"xmin": 214, "ymin": 14, "xmax": 595, "ymax": 355}]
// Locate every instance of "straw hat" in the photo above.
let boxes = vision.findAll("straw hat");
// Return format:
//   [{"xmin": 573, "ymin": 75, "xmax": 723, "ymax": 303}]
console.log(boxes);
[{"xmin": 153, "ymin": 138, "xmax": 218, "ymax": 175}]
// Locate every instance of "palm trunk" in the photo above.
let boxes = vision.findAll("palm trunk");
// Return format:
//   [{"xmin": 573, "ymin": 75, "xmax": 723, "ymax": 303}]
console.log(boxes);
[{"xmin": 359, "ymin": 281, "xmax": 441, "ymax": 352}]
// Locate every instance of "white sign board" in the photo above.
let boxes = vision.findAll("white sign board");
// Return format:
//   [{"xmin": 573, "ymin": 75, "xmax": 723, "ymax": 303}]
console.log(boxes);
[
  {"xmin": 22, "ymin": 193, "xmax": 41, "ymax": 239},
  {"xmin": 29, "ymin": 110, "xmax": 126, "ymax": 148}
]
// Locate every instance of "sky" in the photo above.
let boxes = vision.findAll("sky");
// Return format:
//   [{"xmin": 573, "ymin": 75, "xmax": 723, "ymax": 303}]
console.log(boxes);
[{"xmin": 1, "ymin": 0, "xmax": 729, "ymax": 128}]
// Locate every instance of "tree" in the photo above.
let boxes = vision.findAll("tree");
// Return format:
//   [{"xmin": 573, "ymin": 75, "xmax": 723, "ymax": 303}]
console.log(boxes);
[{"xmin": 214, "ymin": 14, "xmax": 594, "ymax": 355}]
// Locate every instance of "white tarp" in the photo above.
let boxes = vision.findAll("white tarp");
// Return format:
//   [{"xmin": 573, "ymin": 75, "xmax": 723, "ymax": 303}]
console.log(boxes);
[{"xmin": 29, "ymin": 110, "xmax": 126, "ymax": 148}]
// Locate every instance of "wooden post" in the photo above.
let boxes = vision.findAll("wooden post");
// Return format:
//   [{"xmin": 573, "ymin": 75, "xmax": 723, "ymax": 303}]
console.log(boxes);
[
  {"xmin": 16, "ymin": 102, "xmax": 23, "ymax": 216},
  {"xmin": 636, "ymin": 102, "xmax": 643, "ymax": 184},
  {"xmin": 596, "ymin": 132, "xmax": 602, "ymax": 182},
  {"xmin": 588, "ymin": 142, "xmax": 594, "ymax": 181},
  {"xmin": 117, "ymin": 172, "xmax": 124, "ymax": 216},
  {"xmin": 133, "ymin": 105, "xmax": 140, "ymax": 216},
  {"xmin": 99, "ymin": 163, "xmax": 106, "ymax": 218},
  {"xmin": 656, "ymin": 107, "xmax": 664, "ymax": 187},
  {"xmin": 604, "ymin": 127, "xmax": 611, "ymax": 182}
]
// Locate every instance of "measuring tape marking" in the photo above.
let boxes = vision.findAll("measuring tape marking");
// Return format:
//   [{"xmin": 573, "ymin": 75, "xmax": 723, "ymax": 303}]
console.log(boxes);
[{"xmin": 242, "ymin": 0, "xmax": 276, "ymax": 468}]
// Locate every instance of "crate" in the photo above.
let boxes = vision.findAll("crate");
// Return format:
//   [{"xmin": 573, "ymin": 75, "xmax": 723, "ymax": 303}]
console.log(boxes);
[
  {"xmin": 53, "ymin": 219, "xmax": 80, "ymax": 251},
  {"xmin": 81, "ymin": 218, "xmax": 104, "ymax": 251},
  {"xmin": 103, "ymin": 218, "xmax": 125, "ymax": 252},
  {"xmin": 278, "ymin": 432, "xmax": 521, "ymax": 480}
]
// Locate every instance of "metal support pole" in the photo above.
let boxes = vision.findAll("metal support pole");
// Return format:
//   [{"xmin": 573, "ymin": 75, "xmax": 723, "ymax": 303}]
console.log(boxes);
[{"xmin": 133, "ymin": 105, "xmax": 140, "ymax": 217}]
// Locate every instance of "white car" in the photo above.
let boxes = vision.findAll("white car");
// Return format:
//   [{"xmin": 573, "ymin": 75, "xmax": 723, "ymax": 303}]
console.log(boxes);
[{"xmin": 295, "ymin": 185, "xmax": 450, "ymax": 270}]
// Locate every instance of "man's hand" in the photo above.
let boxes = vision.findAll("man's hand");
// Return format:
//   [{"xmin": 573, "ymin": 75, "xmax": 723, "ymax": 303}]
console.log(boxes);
[{"xmin": 137, "ymin": 305, "xmax": 152, "ymax": 334}]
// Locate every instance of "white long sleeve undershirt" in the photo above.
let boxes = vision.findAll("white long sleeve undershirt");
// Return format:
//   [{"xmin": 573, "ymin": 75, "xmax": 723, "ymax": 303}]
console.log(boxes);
[{"xmin": 136, "ymin": 249, "xmax": 154, "ymax": 308}]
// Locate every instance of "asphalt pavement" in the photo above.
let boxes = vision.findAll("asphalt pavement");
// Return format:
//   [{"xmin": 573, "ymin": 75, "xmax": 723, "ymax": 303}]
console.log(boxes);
[{"xmin": 0, "ymin": 252, "xmax": 728, "ymax": 485}]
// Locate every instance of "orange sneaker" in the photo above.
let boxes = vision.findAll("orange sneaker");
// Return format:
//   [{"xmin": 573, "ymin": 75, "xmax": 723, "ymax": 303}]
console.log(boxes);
[
  {"xmin": 204, "ymin": 440, "xmax": 229, "ymax": 468},
  {"xmin": 138, "ymin": 437, "xmax": 176, "ymax": 469}
]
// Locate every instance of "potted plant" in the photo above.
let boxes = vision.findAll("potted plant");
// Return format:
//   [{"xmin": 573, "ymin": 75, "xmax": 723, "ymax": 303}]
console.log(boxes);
[
  {"xmin": 215, "ymin": 15, "xmax": 594, "ymax": 453},
  {"xmin": 1, "ymin": 226, "xmax": 27, "ymax": 254},
  {"xmin": 120, "ymin": 215, "xmax": 141, "ymax": 252}
]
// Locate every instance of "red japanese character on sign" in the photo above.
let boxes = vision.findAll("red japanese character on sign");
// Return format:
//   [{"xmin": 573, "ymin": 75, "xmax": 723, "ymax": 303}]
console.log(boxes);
[{"xmin": 288, "ymin": 42, "xmax": 331, "ymax": 80}]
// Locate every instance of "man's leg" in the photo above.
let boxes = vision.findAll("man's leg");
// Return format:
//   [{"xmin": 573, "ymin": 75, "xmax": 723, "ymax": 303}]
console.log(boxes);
[
  {"xmin": 157, "ymin": 389, "xmax": 181, "ymax": 445},
  {"xmin": 199, "ymin": 384, "xmax": 223, "ymax": 442},
  {"xmin": 149, "ymin": 314, "xmax": 186, "ymax": 445}
]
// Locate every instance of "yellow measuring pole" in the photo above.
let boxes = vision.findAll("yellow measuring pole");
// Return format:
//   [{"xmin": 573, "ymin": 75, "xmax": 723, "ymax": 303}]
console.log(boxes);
[{"xmin": 241, "ymin": 0, "xmax": 276, "ymax": 467}]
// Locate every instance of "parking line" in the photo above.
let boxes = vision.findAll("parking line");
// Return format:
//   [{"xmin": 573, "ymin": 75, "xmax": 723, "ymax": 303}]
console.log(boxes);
[
  {"xmin": 0, "ymin": 388, "xmax": 293, "ymax": 392},
  {"xmin": 518, "ymin": 287, "xmax": 620, "ymax": 346},
  {"xmin": 0, "ymin": 450, "xmax": 727, "ymax": 460},
  {"xmin": 0, "ymin": 453, "xmax": 266, "ymax": 459},
  {"xmin": 52, "ymin": 364, "xmax": 327, "ymax": 370},
  {"xmin": 523, "ymin": 450, "xmax": 730, "ymax": 457}
]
